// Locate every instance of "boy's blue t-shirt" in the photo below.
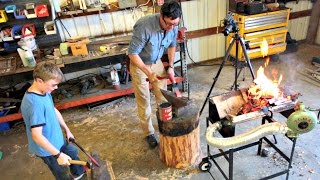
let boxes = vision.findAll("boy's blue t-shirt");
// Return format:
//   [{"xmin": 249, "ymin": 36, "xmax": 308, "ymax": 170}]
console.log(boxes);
[{"xmin": 21, "ymin": 92, "xmax": 64, "ymax": 157}]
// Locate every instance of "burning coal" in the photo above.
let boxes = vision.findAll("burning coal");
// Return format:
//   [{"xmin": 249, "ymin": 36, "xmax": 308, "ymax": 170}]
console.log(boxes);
[{"xmin": 238, "ymin": 39, "xmax": 298, "ymax": 115}]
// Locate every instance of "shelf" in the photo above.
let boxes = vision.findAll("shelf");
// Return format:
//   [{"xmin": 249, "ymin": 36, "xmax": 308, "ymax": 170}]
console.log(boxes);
[
  {"xmin": 0, "ymin": 77, "xmax": 184, "ymax": 123},
  {"xmin": 57, "ymin": 0, "xmax": 194, "ymax": 19}
]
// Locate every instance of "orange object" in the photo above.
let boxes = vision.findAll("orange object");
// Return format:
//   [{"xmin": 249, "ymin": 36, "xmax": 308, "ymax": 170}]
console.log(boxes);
[{"xmin": 70, "ymin": 43, "xmax": 88, "ymax": 56}]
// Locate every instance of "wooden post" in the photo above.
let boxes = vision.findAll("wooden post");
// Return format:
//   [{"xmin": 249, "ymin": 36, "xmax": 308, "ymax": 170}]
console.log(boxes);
[
  {"xmin": 158, "ymin": 101, "xmax": 200, "ymax": 169},
  {"xmin": 306, "ymin": 0, "xmax": 320, "ymax": 44}
]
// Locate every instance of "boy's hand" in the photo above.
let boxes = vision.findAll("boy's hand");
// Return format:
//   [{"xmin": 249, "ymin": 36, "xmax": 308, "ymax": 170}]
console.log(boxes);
[
  {"xmin": 66, "ymin": 132, "xmax": 74, "ymax": 143},
  {"xmin": 57, "ymin": 152, "xmax": 71, "ymax": 166}
]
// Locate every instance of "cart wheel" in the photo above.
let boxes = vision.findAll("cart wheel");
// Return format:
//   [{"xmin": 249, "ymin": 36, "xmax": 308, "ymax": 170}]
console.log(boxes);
[{"xmin": 198, "ymin": 159, "xmax": 212, "ymax": 172}]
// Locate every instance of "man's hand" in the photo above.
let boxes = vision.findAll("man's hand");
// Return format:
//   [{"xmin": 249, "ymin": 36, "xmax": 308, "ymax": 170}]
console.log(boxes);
[
  {"xmin": 148, "ymin": 72, "xmax": 159, "ymax": 83},
  {"xmin": 167, "ymin": 67, "xmax": 176, "ymax": 83},
  {"xmin": 57, "ymin": 152, "xmax": 71, "ymax": 166}
]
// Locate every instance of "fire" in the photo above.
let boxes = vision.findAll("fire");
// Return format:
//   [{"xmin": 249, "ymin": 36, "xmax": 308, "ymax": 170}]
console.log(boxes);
[
  {"xmin": 260, "ymin": 38, "xmax": 268, "ymax": 57},
  {"xmin": 248, "ymin": 39, "xmax": 283, "ymax": 99},
  {"xmin": 252, "ymin": 65, "xmax": 282, "ymax": 98}
]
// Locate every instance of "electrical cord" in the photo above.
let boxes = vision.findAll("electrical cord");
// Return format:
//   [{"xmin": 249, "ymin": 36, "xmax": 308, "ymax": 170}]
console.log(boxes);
[
  {"xmin": 54, "ymin": 16, "xmax": 71, "ymax": 38},
  {"xmin": 178, "ymin": 0, "xmax": 225, "ymax": 67}
]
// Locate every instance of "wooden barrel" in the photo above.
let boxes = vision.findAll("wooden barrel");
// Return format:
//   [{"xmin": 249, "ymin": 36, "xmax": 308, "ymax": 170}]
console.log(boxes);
[{"xmin": 157, "ymin": 100, "xmax": 200, "ymax": 169}]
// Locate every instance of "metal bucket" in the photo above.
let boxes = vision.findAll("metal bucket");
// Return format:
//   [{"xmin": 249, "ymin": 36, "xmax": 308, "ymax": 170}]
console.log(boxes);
[{"xmin": 159, "ymin": 102, "xmax": 172, "ymax": 121}]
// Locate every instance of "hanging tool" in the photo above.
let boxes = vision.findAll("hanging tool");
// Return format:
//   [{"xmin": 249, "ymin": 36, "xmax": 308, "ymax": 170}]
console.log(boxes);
[{"xmin": 69, "ymin": 138, "xmax": 100, "ymax": 167}]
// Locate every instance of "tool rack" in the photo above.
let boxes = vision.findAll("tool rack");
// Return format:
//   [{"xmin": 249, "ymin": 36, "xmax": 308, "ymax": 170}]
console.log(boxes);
[{"xmin": 199, "ymin": 97, "xmax": 298, "ymax": 180}]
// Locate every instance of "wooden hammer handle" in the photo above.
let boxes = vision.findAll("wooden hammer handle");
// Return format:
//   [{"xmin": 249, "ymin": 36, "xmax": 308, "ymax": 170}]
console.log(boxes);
[{"xmin": 69, "ymin": 160, "xmax": 87, "ymax": 166}]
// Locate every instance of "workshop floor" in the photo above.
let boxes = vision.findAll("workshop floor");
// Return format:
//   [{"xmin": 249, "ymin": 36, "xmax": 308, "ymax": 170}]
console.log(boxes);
[{"xmin": 0, "ymin": 43, "xmax": 319, "ymax": 180}]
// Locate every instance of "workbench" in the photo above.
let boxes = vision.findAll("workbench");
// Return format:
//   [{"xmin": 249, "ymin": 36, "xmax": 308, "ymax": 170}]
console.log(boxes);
[{"xmin": 0, "ymin": 36, "xmax": 186, "ymax": 123}]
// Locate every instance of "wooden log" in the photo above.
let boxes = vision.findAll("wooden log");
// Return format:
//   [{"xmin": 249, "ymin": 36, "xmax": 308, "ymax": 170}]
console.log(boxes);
[{"xmin": 158, "ymin": 101, "xmax": 200, "ymax": 168}]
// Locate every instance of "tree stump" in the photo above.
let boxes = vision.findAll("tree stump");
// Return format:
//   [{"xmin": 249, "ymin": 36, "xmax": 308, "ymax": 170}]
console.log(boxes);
[{"xmin": 158, "ymin": 100, "xmax": 200, "ymax": 169}]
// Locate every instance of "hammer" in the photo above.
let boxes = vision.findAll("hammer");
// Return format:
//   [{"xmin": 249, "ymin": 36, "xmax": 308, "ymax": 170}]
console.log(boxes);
[{"xmin": 69, "ymin": 160, "xmax": 92, "ymax": 169}]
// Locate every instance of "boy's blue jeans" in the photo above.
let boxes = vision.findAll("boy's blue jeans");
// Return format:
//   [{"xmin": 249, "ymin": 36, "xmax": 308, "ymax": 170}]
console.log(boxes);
[{"xmin": 40, "ymin": 141, "xmax": 85, "ymax": 180}]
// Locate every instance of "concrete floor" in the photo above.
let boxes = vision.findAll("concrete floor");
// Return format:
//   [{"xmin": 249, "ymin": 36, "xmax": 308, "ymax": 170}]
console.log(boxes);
[{"xmin": 0, "ymin": 43, "xmax": 319, "ymax": 180}]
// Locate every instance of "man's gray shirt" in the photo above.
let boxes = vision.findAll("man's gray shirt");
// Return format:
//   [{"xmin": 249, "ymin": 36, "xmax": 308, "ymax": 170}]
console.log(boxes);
[{"xmin": 128, "ymin": 14, "xmax": 178, "ymax": 64}]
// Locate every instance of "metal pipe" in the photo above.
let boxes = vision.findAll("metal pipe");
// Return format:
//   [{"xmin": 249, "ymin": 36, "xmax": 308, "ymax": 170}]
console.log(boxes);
[{"xmin": 206, "ymin": 121, "xmax": 288, "ymax": 149}]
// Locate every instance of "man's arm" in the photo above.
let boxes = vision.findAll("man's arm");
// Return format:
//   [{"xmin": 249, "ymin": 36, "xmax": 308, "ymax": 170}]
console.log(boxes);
[
  {"xmin": 128, "ymin": 54, "xmax": 159, "ymax": 82},
  {"xmin": 167, "ymin": 46, "xmax": 176, "ymax": 67},
  {"xmin": 166, "ymin": 46, "xmax": 176, "ymax": 83},
  {"xmin": 31, "ymin": 127, "xmax": 71, "ymax": 165}
]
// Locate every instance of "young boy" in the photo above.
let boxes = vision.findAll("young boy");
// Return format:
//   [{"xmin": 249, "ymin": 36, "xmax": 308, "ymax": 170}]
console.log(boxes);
[{"xmin": 21, "ymin": 61, "xmax": 85, "ymax": 180}]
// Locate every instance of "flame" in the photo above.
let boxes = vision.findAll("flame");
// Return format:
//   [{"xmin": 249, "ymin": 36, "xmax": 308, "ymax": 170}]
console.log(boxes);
[
  {"xmin": 252, "ymin": 66, "xmax": 282, "ymax": 98},
  {"xmin": 260, "ymin": 38, "xmax": 268, "ymax": 57},
  {"xmin": 264, "ymin": 56, "xmax": 270, "ymax": 67},
  {"xmin": 248, "ymin": 39, "xmax": 283, "ymax": 99}
]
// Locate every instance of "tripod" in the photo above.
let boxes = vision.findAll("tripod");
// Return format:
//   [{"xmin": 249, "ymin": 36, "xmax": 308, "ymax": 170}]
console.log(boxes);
[{"xmin": 199, "ymin": 32, "xmax": 255, "ymax": 116}]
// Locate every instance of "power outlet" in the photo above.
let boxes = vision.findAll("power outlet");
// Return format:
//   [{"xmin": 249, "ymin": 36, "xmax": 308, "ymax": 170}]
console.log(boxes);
[{"xmin": 118, "ymin": 0, "xmax": 137, "ymax": 9}]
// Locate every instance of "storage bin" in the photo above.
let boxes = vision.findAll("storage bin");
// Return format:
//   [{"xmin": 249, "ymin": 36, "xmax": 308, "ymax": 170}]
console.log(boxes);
[
  {"xmin": 0, "ymin": 122, "xmax": 10, "ymax": 132},
  {"xmin": 22, "ymin": 24, "xmax": 36, "ymax": 37},
  {"xmin": 44, "ymin": 21, "xmax": 56, "ymax": 35},
  {"xmin": 12, "ymin": 25, "xmax": 23, "ymax": 39},
  {"xmin": 14, "ymin": 8, "xmax": 26, "ymax": 20},
  {"xmin": 5, "ymin": 5, "xmax": 16, "ymax": 13},
  {"xmin": 0, "ymin": 110, "xmax": 10, "ymax": 131},
  {"xmin": 0, "ymin": 10, "xmax": 8, "ymax": 23},
  {"xmin": 24, "ymin": 3, "xmax": 36, "ymax": 19},
  {"xmin": 0, "ymin": 26, "xmax": 14, "ymax": 41},
  {"xmin": 35, "ymin": 4, "xmax": 49, "ymax": 17}
]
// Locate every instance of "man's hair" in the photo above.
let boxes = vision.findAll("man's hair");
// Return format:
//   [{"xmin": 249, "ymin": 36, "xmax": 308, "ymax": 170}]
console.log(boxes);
[
  {"xmin": 161, "ymin": 1, "xmax": 182, "ymax": 20},
  {"xmin": 33, "ymin": 61, "xmax": 64, "ymax": 82}
]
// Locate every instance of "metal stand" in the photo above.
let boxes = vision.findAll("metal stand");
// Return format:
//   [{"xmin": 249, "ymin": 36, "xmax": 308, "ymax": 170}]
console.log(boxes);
[
  {"xmin": 199, "ymin": 114, "xmax": 297, "ymax": 180},
  {"xmin": 199, "ymin": 32, "xmax": 255, "ymax": 116}
]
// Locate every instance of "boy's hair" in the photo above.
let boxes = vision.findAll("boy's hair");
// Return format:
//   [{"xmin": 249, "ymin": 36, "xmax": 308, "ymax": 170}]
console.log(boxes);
[
  {"xmin": 33, "ymin": 61, "xmax": 64, "ymax": 82},
  {"xmin": 161, "ymin": 1, "xmax": 182, "ymax": 20}
]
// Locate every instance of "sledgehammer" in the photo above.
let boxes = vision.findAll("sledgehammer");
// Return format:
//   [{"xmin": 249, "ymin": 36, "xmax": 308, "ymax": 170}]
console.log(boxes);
[
  {"xmin": 69, "ymin": 160, "xmax": 92, "ymax": 169},
  {"xmin": 69, "ymin": 138, "xmax": 100, "ymax": 167}
]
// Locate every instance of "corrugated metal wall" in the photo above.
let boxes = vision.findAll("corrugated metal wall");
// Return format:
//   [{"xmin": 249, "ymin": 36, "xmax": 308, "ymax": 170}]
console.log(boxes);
[
  {"xmin": 181, "ymin": 0, "xmax": 227, "ymax": 63},
  {"xmin": 53, "ymin": 1, "xmax": 318, "ymax": 63},
  {"xmin": 286, "ymin": 1, "xmax": 313, "ymax": 41}
]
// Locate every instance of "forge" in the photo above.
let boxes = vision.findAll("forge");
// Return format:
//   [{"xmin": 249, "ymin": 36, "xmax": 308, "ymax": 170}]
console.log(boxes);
[
  {"xmin": 208, "ymin": 87, "xmax": 298, "ymax": 131},
  {"xmin": 199, "ymin": 87, "xmax": 317, "ymax": 180}
]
